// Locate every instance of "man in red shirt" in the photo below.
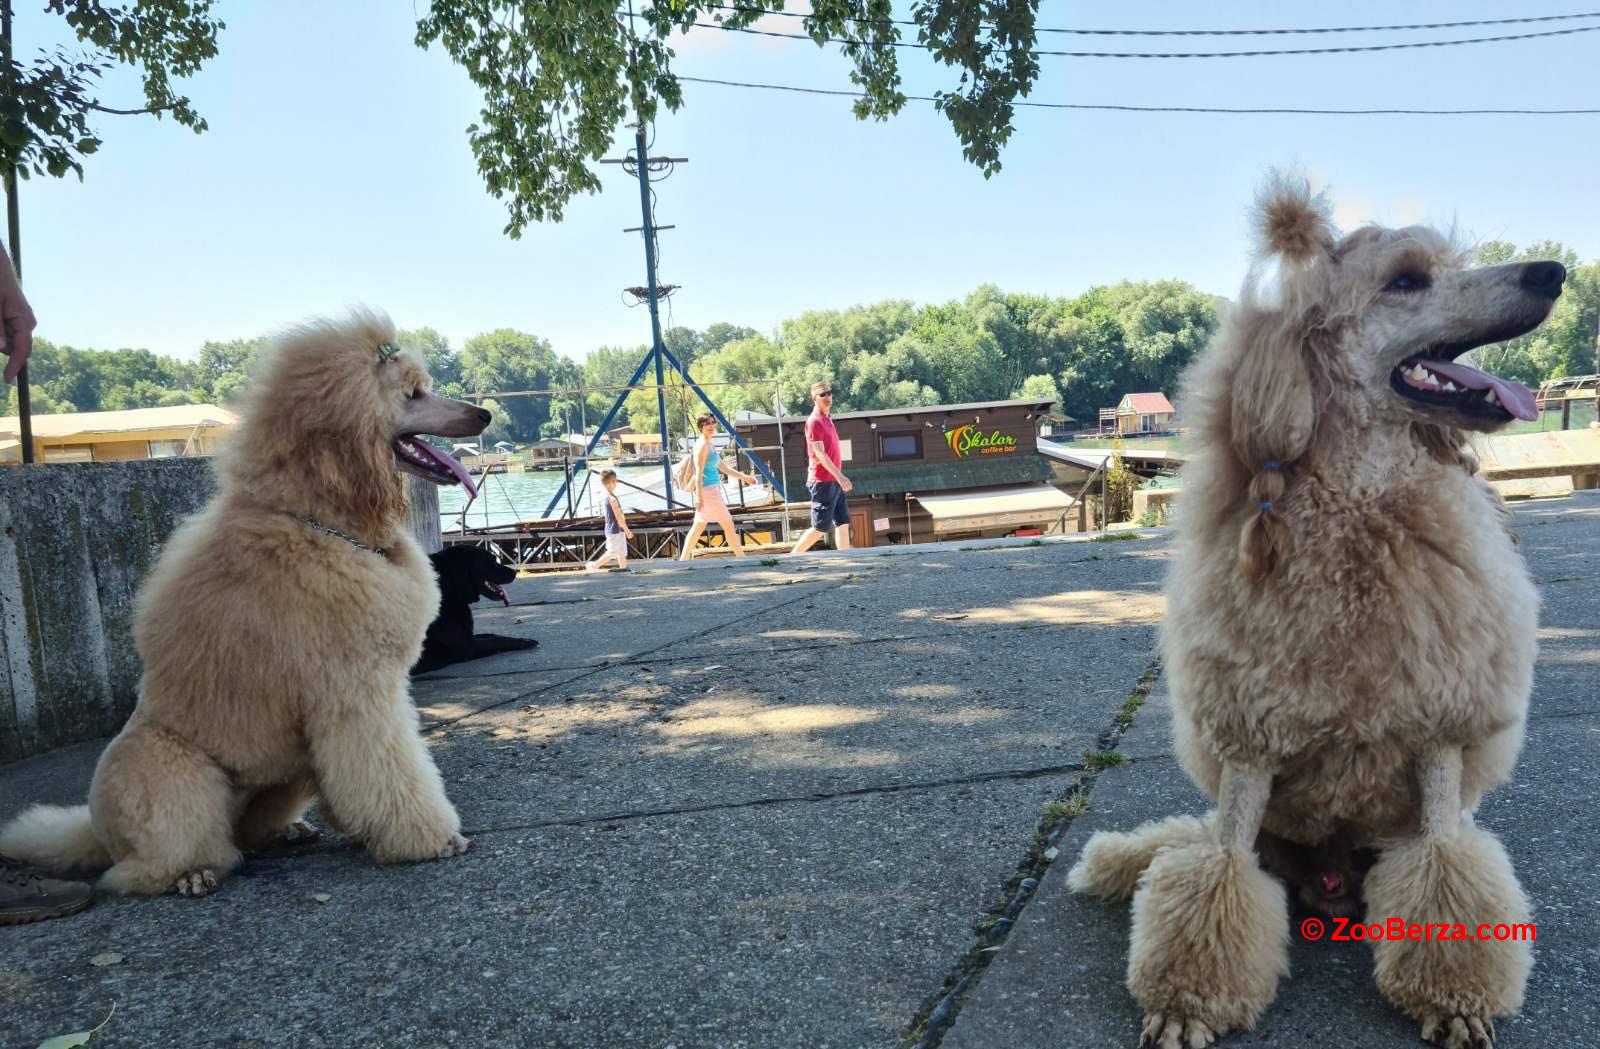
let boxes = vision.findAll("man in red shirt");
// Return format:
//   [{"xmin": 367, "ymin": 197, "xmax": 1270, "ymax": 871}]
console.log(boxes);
[{"xmin": 790, "ymin": 380, "xmax": 853, "ymax": 554}]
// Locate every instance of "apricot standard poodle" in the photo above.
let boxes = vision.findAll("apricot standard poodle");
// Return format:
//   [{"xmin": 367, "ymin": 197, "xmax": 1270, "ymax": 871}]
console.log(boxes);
[
  {"xmin": 2, "ymin": 311, "xmax": 488, "ymax": 895},
  {"xmin": 1068, "ymin": 176, "xmax": 1563, "ymax": 1049}
]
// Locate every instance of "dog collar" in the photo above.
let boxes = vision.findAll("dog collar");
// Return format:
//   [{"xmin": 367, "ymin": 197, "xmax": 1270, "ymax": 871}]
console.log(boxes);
[{"xmin": 285, "ymin": 513, "xmax": 390, "ymax": 559}]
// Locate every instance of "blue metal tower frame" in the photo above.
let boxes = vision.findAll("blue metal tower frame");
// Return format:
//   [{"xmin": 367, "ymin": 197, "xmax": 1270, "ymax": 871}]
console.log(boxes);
[{"xmin": 541, "ymin": 123, "xmax": 787, "ymax": 520}]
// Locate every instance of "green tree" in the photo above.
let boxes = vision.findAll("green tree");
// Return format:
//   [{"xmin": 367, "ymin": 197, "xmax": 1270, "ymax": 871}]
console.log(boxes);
[
  {"xmin": 909, "ymin": 297, "xmax": 1004, "ymax": 404},
  {"xmin": 1015, "ymin": 372, "xmax": 1061, "ymax": 406},
  {"xmin": 4, "ymin": 378, "xmax": 70, "ymax": 416},
  {"xmin": 397, "ymin": 327, "xmax": 460, "ymax": 394},
  {"xmin": 623, "ymin": 368, "xmax": 699, "ymax": 440},
  {"xmin": 415, "ymin": 1, "xmax": 1040, "ymax": 232},
  {"xmin": 458, "ymin": 328, "xmax": 576, "ymax": 442},
  {"xmin": 700, "ymin": 322, "xmax": 758, "ymax": 357},
  {"xmin": 99, "ymin": 375, "xmax": 187, "ymax": 411},
  {"xmin": 1017, "ymin": 281, "xmax": 1218, "ymax": 425},
  {"xmin": 776, "ymin": 300, "xmax": 918, "ymax": 410},
  {"xmin": 2, "ymin": 337, "xmax": 200, "ymax": 413},
  {"xmin": 93, "ymin": 347, "xmax": 193, "ymax": 409},
  {"xmin": 195, "ymin": 337, "xmax": 265, "ymax": 405},
  {"xmin": 597, "ymin": 283, "xmax": 1222, "ymax": 427},
  {"xmin": 541, "ymin": 356, "xmax": 586, "ymax": 437},
  {"xmin": 695, "ymin": 333, "xmax": 787, "ymax": 416},
  {"xmin": 19, "ymin": 338, "xmax": 93, "ymax": 410},
  {"xmin": 476, "ymin": 397, "xmax": 515, "ymax": 446},
  {"xmin": 662, "ymin": 325, "xmax": 702, "ymax": 367},
  {"xmin": 1, "ymin": 1, "xmax": 223, "ymax": 182},
  {"xmin": 581, "ymin": 343, "xmax": 647, "ymax": 426},
  {"xmin": 848, "ymin": 341, "xmax": 938, "ymax": 409}
]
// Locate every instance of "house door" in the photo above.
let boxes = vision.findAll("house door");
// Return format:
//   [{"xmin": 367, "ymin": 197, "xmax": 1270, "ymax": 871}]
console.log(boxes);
[{"xmin": 849, "ymin": 509, "xmax": 873, "ymax": 549}]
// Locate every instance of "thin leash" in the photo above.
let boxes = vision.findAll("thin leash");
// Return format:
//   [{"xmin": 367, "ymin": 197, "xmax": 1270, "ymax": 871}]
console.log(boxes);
[{"xmin": 284, "ymin": 513, "xmax": 390, "ymax": 559}]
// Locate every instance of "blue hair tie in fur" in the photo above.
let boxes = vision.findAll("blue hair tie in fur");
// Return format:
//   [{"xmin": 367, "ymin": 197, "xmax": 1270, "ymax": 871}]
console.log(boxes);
[
  {"xmin": 1263, "ymin": 460, "xmax": 1281, "ymax": 471},
  {"xmin": 1260, "ymin": 501, "xmax": 1274, "ymax": 511},
  {"xmin": 376, "ymin": 342, "xmax": 400, "ymax": 364}
]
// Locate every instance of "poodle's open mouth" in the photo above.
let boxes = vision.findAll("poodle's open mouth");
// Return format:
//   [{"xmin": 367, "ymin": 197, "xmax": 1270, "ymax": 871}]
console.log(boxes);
[
  {"xmin": 394, "ymin": 436, "xmax": 479, "ymax": 497},
  {"xmin": 1389, "ymin": 348, "xmax": 1538, "ymax": 423}
]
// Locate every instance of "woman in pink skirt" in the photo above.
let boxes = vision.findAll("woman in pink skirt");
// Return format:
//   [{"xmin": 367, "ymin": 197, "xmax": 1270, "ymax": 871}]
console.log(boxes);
[{"xmin": 680, "ymin": 413, "xmax": 759, "ymax": 560}]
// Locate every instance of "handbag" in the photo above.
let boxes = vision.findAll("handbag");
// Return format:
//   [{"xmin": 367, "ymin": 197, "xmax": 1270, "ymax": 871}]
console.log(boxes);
[{"xmin": 672, "ymin": 449, "xmax": 699, "ymax": 491}]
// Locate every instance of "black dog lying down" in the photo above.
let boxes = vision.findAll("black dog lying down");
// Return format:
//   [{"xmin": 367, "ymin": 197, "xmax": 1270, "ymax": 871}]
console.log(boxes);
[{"xmin": 412, "ymin": 546, "xmax": 538, "ymax": 674}]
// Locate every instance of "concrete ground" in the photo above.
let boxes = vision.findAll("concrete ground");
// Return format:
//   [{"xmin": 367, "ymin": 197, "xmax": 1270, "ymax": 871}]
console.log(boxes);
[{"xmin": 2, "ymin": 492, "xmax": 1595, "ymax": 1049}]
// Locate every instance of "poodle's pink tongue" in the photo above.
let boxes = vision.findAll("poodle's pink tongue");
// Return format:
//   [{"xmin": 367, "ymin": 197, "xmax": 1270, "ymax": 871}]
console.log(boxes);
[
  {"xmin": 1423, "ymin": 360, "xmax": 1539, "ymax": 421},
  {"xmin": 412, "ymin": 440, "xmax": 479, "ymax": 497}
]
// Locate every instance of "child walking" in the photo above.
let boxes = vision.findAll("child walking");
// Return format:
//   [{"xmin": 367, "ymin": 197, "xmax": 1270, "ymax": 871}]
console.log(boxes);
[{"xmin": 588, "ymin": 470, "xmax": 635, "ymax": 572}]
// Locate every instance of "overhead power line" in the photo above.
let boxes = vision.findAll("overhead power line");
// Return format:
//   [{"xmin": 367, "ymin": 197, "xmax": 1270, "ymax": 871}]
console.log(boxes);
[
  {"xmin": 675, "ymin": 75, "xmax": 1600, "ymax": 116},
  {"xmin": 691, "ymin": 19, "xmax": 1600, "ymax": 58},
  {"xmin": 697, "ymin": 4, "xmax": 1600, "ymax": 38}
]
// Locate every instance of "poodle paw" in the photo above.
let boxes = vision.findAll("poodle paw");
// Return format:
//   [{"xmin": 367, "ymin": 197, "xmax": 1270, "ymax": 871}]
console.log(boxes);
[
  {"xmin": 1140, "ymin": 1011, "xmax": 1218, "ymax": 1049},
  {"xmin": 1420, "ymin": 1012, "xmax": 1495, "ymax": 1049},
  {"xmin": 277, "ymin": 819, "xmax": 321, "ymax": 844},
  {"xmin": 438, "ymin": 833, "xmax": 473, "ymax": 859},
  {"xmin": 174, "ymin": 868, "xmax": 218, "ymax": 897}
]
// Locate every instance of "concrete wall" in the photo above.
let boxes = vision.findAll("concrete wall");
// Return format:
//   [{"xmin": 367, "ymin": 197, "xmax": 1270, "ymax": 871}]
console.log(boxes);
[{"xmin": 0, "ymin": 461, "xmax": 442, "ymax": 763}]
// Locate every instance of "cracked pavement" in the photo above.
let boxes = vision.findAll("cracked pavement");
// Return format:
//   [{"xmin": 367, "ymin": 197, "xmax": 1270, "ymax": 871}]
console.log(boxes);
[{"xmin": 2, "ymin": 493, "xmax": 1595, "ymax": 1048}]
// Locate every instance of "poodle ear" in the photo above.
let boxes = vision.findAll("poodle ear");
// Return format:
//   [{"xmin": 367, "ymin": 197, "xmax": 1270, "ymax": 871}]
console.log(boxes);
[
  {"xmin": 1229, "ymin": 312, "xmax": 1330, "ymax": 582},
  {"xmin": 1251, "ymin": 172, "xmax": 1336, "ymax": 265}
]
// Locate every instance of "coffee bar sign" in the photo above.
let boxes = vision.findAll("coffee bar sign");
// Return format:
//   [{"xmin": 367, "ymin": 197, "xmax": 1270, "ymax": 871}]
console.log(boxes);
[{"xmin": 944, "ymin": 423, "xmax": 1019, "ymax": 458}]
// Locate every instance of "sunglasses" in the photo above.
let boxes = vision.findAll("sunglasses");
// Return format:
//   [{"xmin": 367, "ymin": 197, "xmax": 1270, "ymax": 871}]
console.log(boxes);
[{"xmin": 816, "ymin": 390, "xmax": 833, "ymax": 398}]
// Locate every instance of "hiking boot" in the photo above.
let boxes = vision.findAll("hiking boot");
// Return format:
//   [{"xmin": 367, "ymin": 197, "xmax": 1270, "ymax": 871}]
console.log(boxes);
[{"xmin": 0, "ymin": 854, "xmax": 94, "ymax": 926}]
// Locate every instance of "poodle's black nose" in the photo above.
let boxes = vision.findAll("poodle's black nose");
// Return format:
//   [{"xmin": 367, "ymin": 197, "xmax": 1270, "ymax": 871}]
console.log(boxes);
[
  {"xmin": 1520, "ymin": 261, "xmax": 1566, "ymax": 299},
  {"xmin": 475, "ymin": 407, "xmax": 491, "ymax": 425}
]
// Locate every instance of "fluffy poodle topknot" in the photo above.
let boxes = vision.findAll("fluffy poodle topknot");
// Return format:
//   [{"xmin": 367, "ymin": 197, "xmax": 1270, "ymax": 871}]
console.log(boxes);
[{"xmin": 1251, "ymin": 172, "xmax": 1336, "ymax": 264}]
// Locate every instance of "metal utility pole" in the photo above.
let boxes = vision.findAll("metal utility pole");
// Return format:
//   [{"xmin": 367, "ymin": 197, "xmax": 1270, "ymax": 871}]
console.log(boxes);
[
  {"xmin": 1, "ymin": 0, "xmax": 34, "ymax": 463},
  {"xmin": 628, "ymin": 120, "xmax": 677, "ymax": 507},
  {"xmin": 541, "ymin": 125, "xmax": 786, "ymax": 521},
  {"xmin": 539, "ymin": 5, "xmax": 788, "ymax": 520}
]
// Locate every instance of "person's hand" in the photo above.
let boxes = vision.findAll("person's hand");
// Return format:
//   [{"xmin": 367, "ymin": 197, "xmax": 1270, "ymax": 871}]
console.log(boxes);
[
  {"xmin": 839, "ymin": 476, "xmax": 853, "ymax": 493},
  {"xmin": 0, "ymin": 256, "xmax": 36, "ymax": 384},
  {"xmin": 625, "ymin": 529, "xmax": 634, "ymax": 539}
]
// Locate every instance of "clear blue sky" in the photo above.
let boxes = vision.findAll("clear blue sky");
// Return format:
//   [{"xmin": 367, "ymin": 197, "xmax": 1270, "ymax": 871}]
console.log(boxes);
[{"xmin": 10, "ymin": 1, "xmax": 1600, "ymax": 364}]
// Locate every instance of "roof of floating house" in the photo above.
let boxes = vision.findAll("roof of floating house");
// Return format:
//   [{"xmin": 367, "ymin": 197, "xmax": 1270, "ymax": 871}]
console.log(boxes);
[
  {"xmin": 0, "ymin": 404, "xmax": 238, "ymax": 440},
  {"xmin": 1117, "ymin": 393, "xmax": 1175, "ymax": 415}
]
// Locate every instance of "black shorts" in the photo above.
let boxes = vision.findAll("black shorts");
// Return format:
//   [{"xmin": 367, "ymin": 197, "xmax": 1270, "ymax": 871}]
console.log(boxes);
[{"xmin": 808, "ymin": 480, "xmax": 851, "ymax": 530}]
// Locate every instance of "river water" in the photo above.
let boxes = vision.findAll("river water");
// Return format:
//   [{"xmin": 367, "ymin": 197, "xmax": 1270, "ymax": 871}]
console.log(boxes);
[{"xmin": 436, "ymin": 464, "xmax": 777, "ymax": 532}]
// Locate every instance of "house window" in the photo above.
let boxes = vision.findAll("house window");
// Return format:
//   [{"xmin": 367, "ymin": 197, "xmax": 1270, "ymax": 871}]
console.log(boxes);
[
  {"xmin": 148, "ymin": 440, "xmax": 186, "ymax": 458},
  {"xmin": 878, "ymin": 431, "xmax": 921, "ymax": 461}
]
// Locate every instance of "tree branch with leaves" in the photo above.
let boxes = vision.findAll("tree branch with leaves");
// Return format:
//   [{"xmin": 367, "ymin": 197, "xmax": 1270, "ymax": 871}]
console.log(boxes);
[
  {"xmin": 1, "ymin": 1, "xmax": 222, "ymax": 182},
  {"xmin": 416, "ymin": 0, "xmax": 1039, "ymax": 234}
]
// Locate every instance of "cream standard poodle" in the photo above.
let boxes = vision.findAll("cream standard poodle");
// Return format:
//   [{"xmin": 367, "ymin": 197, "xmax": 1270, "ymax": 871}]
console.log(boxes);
[
  {"xmin": 1067, "ymin": 177, "xmax": 1563, "ymax": 1049},
  {"xmin": 1, "ymin": 311, "xmax": 489, "ymax": 896}
]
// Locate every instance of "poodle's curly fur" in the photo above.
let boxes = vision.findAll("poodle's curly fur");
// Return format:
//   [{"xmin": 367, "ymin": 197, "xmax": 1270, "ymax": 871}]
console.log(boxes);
[
  {"xmin": 1069, "ymin": 175, "xmax": 1561, "ymax": 1048},
  {"xmin": 0, "ymin": 311, "xmax": 490, "ymax": 895}
]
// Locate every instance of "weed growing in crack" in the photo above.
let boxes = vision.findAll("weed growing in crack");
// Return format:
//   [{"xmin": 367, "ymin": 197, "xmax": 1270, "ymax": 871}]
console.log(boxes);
[{"xmin": 1083, "ymin": 749, "xmax": 1127, "ymax": 770}]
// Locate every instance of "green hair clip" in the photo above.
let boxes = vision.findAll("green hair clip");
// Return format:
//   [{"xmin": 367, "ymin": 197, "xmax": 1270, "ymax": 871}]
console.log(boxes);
[{"xmin": 376, "ymin": 342, "xmax": 400, "ymax": 364}]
